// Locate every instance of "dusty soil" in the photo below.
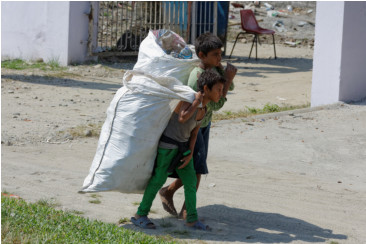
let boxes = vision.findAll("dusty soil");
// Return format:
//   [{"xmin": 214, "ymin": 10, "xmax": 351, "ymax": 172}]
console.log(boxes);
[
  {"xmin": 2, "ymin": 44, "xmax": 366, "ymax": 243},
  {"xmin": 1, "ymin": 43, "xmax": 313, "ymax": 146}
]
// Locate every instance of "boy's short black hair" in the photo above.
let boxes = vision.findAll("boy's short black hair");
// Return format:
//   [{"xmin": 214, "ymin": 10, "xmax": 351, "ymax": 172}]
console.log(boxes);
[
  {"xmin": 197, "ymin": 69, "xmax": 226, "ymax": 93},
  {"xmin": 194, "ymin": 32, "xmax": 223, "ymax": 56}
]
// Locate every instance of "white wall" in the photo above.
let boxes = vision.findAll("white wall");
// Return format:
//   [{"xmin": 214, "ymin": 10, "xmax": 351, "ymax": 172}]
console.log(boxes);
[
  {"xmin": 339, "ymin": 2, "xmax": 366, "ymax": 102},
  {"xmin": 311, "ymin": 2, "xmax": 345, "ymax": 107},
  {"xmin": 68, "ymin": 1, "xmax": 98, "ymax": 64},
  {"xmin": 2, "ymin": 1, "xmax": 70, "ymax": 65},
  {"xmin": 311, "ymin": 1, "xmax": 366, "ymax": 107},
  {"xmin": 1, "ymin": 1, "xmax": 95, "ymax": 66}
]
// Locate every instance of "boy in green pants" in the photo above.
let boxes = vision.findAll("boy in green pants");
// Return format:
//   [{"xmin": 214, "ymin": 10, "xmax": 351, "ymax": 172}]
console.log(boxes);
[
  {"xmin": 131, "ymin": 69, "xmax": 226, "ymax": 230},
  {"xmin": 159, "ymin": 32, "xmax": 237, "ymax": 219}
]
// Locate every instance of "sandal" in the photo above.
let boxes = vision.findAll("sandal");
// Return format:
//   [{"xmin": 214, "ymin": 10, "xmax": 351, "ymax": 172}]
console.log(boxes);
[
  {"xmin": 130, "ymin": 216, "xmax": 156, "ymax": 229},
  {"xmin": 188, "ymin": 221, "xmax": 212, "ymax": 231}
]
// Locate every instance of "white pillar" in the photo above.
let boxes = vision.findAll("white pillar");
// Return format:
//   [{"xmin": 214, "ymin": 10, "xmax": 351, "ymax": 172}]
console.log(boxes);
[
  {"xmin": 68, "ymin": 1, "xmax": 97, "ymax": 64},
  {"xmin": 311, "ymin": 1, "xmax": 366, "ymax": 107},
  {"xmin": 1, "ymin": 1, "xmax": 97, "ymax": 66},
  {"xmin": 339, "ymin": 2, "xmax": 366, "ymax": 102}
]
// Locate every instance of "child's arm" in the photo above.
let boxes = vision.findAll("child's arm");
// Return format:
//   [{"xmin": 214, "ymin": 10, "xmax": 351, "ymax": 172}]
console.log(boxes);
[
  {"xmin": 222, "ymin": 62, "xmax": 237, "ymax": 97},
  {"xmin": 178, "ymin": 125, "xmax": 200, "ymax": 169},
  {"xmin": 175, "ymin": 91, "xmax": 203, "ymax": 123}
]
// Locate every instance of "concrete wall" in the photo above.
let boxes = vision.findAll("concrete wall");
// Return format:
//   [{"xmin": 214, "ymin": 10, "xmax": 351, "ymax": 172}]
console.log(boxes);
[
  {"xmin": 1, "ymin": 1, "xmax": 96, "ymax": 66},
  {"xmin": 311, "ymin": 1, "xmax": 366, "ymax": 106},
  {"xmin": 2, "ymin": 1, "xmax": 70, "ymax": 65},
  {"xmin": 339, "ymin": 2, "xmax": 366, "ymax": 102}
]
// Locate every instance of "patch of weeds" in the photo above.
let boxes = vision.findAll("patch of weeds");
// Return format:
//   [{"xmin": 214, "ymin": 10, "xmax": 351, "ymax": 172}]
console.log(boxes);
[
  {"xmin": 118, "ymin": 217, "xmax": 130, "ymax": 224},
  {"xmin": 89, "ymin": 199, "xmax": 101, "ymax": 204},
  {"xmin": 160, "ymin": 219, "xmax": 174, "ymax": 228},
  {"xmin": 89, "ymin": 193, "xmax": 101, "ymax": 198},
  {"xmin": 159, "ymin": 234, "xmax": 175, "ymax": 242},
  {"xmin": 329, "ymin": 242, "xmax": 339, "ymax": 244},
  {"xmin": 1, "ymin": 59, "xmax": 65, "ymax": 71},
  {"xmin": 212, "ymin": 110, "xmax": 251, "ymax": 121},
  {"xmin": 59, "ymin": 123, "xmax": 102, "ymax": 139},
  {"xmin": 149, "ymin": 209, "xmax": 157, "ymax": 214},
  {"xmin": 67, "ymin": 210, "xmax": 85, "ymax": 215},
  {"xmin": 88, "ymin": 193, "xmax": 101, "ymax": 204},
  {"xmin": 46, "ymin": 71, "xmax": 81, "ymax": 79},
  {"xmin": 212, "ymin": 103, "xmax": 310, "ymax": 121},
  {"xmin": 46, "ymin": 59, "xmax": 62, "ymax": 70},
  {"xmin": 224, "ymin": 111, "xmax": 232, "ymax": 116},
  {"xmin": 36, "ymin": 198, "xmax": 60, "ymax": 208},
  {"xmin": 132, "ymin": 201, "xmax": 140, "ymax": 206},
  {"xmin": 246, "ymin": 107, "xmax": 258, "ymax": 114},
  {"xmin": 262, "ymin": 103, "xmax": 280, "ymax": 113}
]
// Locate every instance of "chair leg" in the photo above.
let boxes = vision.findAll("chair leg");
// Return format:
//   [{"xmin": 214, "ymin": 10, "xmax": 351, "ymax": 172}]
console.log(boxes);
[
  {"xmin": 272, "ymin": 34, "xmax": 277, "ymax": 59},
  {"xmin": 255, "ymin": 35, "xmax": 258, "ymax": 60},
  {"xmin": 229, "ymin": 32, "xmax": 244, "ymax": 59},
  {"xmin": 249, "ymin": 35, "xmax": 256, "ymax": 59}
]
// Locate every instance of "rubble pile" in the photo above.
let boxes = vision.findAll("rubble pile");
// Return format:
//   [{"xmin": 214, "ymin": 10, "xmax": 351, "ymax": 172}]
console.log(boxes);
[{"xmin": 227, "ymin": 1, "xmax": 316, "ymax": 48}]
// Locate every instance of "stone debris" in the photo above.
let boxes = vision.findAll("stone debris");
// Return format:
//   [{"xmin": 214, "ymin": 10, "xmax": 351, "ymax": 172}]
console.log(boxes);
[{"xmin": 228, "ymin": 1, "xmax": 316, "ymax": 46}]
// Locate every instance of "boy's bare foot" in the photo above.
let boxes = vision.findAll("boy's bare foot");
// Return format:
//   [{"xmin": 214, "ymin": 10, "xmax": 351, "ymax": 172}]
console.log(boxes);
[
  {"xmin": 159, "ymin": 186, "xmax": 178, "ymax": 216},
  {"xmin": 178, "ymin": 208, "xmax": 187, "ymax": 220}
]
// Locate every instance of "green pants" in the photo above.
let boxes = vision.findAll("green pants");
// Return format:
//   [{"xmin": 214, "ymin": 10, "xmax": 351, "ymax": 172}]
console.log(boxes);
[{"xmin": 137, "ymin": 147, "xmax": 198, "ymax": 223}]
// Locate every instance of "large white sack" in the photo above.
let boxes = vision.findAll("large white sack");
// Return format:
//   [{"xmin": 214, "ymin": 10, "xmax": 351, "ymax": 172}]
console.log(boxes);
[
  {"xmin": 133, "ymin": 30, "xmax": 199, "ymax": 85},
  {"xmin": 81, "ymin": 30, "xmax": 199, "ymax": 193},
  {"xmin": 81, "ymin": 73, "xmax": 196, "ymax": 194}
]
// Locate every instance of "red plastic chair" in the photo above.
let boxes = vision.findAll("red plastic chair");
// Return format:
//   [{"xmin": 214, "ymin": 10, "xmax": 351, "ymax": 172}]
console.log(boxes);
[{"xmin": 229, "ymin": 10, "xmax": 277, "ymax": 60}]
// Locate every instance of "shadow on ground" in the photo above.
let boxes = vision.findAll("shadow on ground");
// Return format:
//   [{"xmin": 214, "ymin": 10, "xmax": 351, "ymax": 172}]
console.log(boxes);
[
  {"xmin": 123, "ymin": 204, "xmax": 347, "ymax": 243},
  {"xmin": 223, "ymin": 57, "xmax": 313, "ymax": 78},
  {"xmin": 1, "ymin": 74, "xmax": 122, "ymax": 91}
]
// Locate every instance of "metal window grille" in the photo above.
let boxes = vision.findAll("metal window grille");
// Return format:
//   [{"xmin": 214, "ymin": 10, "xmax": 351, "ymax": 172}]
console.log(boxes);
[{"xmin": 95, "ymin": 1, "xmax": 218, "ymax": 57}]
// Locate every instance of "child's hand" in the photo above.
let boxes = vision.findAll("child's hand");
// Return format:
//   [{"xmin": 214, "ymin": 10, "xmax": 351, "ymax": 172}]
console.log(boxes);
[
  {"xmin": 225, "ymin": 62, "xmax": 237, "ymax": 82},
  {"xmin": 178, "ymin": 154, "xmax": 192, "ymax": 169},
  {"xmin": 217, "ymin": 62, "xmax": 224, "ymax": 71},
  {"xmin": 195, "ymin": 91, "xmax": 204, "ymax": 103}
]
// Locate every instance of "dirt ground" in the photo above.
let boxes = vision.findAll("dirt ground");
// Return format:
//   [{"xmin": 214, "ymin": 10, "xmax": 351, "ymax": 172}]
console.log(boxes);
[{"xmin": 2, "ymin": 42, "xmax": 366, "ymax": 244}]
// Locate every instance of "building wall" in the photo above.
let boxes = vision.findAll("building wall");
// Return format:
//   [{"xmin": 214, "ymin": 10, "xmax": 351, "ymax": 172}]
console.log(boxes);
[
  {"xmin": 311, "ymin": 2, "xmax": 344, "ymax": 107},
  {"xmin": 311, "ymin": 1, "xmax": 366, "ymax": 106},
  {"xmin": 1, "ymin": 1, "xmax": 95, "ymax": 66},
  {"xmin": 1, "ymin": 1, "xmax": 70, "ymax": 65},
  {"xmin": 339, "ymin": 1, "xmax": 366, "ymax": 102}
]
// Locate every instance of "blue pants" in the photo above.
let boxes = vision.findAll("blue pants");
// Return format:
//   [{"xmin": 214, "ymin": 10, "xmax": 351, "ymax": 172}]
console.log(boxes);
[{"xmin": 192, "ymin": 122, "xmax": 211, "ymax": 175}]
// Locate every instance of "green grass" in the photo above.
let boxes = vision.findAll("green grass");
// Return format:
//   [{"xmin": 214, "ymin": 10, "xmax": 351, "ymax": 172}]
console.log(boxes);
[
  {"xmin": 2, "ymin": 195, "xmax": 177, "ymax": 243},
  {"xmin": 212, "ymin": 103, "xmax": 310, "ymax": 121},
  {"xmin": 118, "ymin": 217, "xmax": 130, "ymax": 224},
  {"xmin": 35, "ymin": 198, "xmax": 60, "ymax": 208},
  {"xmin": 89, "ymin": 199, "xmax": 102, "ymax": 204},
  {"xmin": 89, "ymin": 193, "xmax": 101, "ymax": 198},
  {"xmin": 88, "ymin": 193, "xmax": 102, "ymax": 204},
  {"xmin": 1, "ymin": 59, "xmax": 65, "ymax": 71}
]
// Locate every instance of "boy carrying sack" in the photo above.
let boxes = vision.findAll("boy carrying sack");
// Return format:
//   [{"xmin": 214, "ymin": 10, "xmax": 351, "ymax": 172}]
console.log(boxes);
[{"xmin": 131, "ymin": 69, "xmax": 226, "ymax": 231}]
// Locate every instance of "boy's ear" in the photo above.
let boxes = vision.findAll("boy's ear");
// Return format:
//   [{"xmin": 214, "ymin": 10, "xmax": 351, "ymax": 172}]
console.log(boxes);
[
  {"xmin": 203, "ymin": 84, "xmax": 209, "ymax": 93},
  {"xmin": 198, "ymin": 51, "xmax": 206, "ymax": 59}
]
